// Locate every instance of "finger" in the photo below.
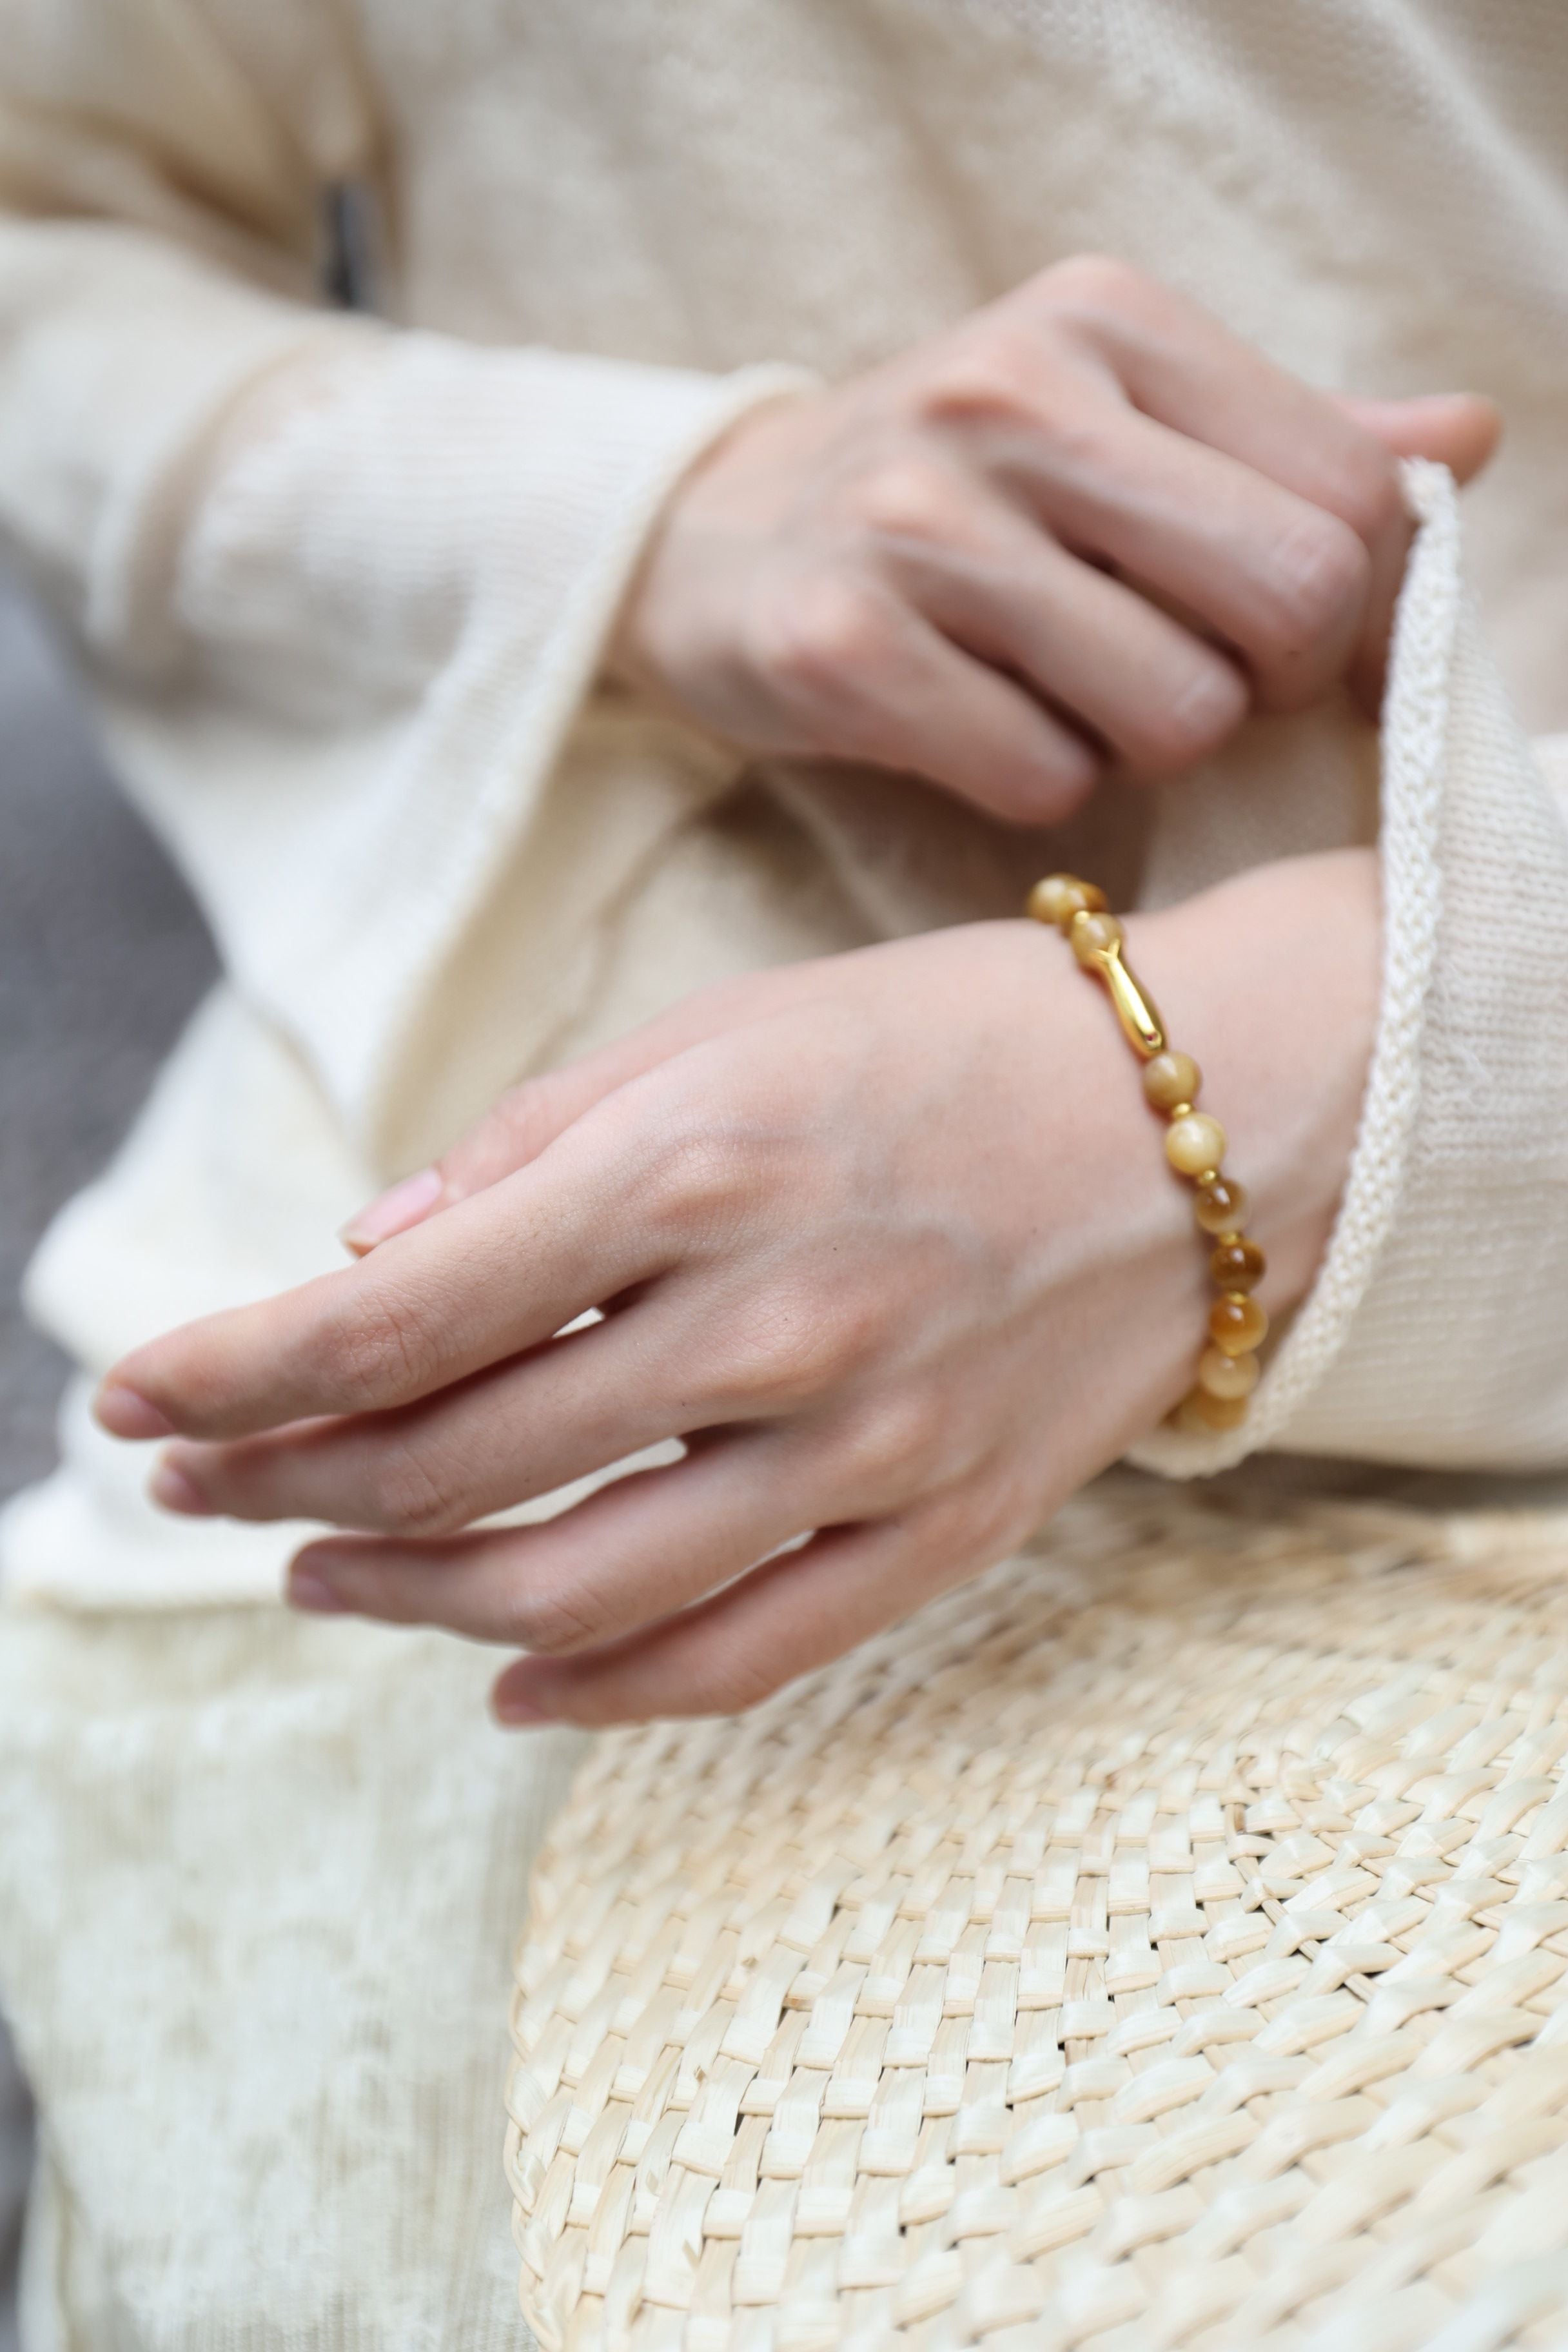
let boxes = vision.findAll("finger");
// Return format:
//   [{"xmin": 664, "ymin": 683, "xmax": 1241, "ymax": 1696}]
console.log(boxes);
[
  {"xmin": 1329, "ymin": 395, "xmax": 1502, "ymax": 714},
  {"xmin": 1108, "ymin": 300, "xmax": 1402, "ymax": 521},
  {"xmin": 1063, "ymin": 266, "xmax": 1414, "ymax": 545},
  {"xmin": 1130, "ymin": 365, "xmax": 1501, "ymax": 705},
  {"xmin": 1337, "ymin": 392, "xmax": 1502, "ymax": 487},
  {"xmin": 488, "ymin": 1499, "xmax": 986, "ymax": 1726},
  {"xmin": 286, "ymin": 1426, "xmax": 824, "ymax": 1650},
  {"xmin": 760, "ymin": 572, "xmax": 1101, "ymax": 821},
  {"xmin": 344, "ymin": 1057, "xmax": 677, "ymax": 1257},
  {"xmin": 1008, "ymin": 403, "xmax": 1375, "ymax": 716},
  {"xmin": 1010, "ymin": 269, "xmax": 1415, "ymax": 711},
  {"xmin": 992, "ymin": 268, "xmax": 1494, "ymax": 720},
  {"xmin": 1066, "ymin": 287, "xmax": 1500, "ymax": 712},
  {"xmin": 155, "ymin": 1291, "xmax": 729, "ymax": 1534},
  {"xmin": 99, "ymin": 1093, "xmax": 686, "ymax": 1442},
  {"xmin": 892, "ymin": 509, "xmax": 1247, "ymax": 779},
  {"xmin": 344, "ymin": 966, "xmax": 823, "ymax": 1253}
]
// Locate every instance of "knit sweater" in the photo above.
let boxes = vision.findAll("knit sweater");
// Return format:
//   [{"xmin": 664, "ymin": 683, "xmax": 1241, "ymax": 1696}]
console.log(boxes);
[{"xmin": 2, "ymin": 0, "xmax": 1567, "ymax": 1607}]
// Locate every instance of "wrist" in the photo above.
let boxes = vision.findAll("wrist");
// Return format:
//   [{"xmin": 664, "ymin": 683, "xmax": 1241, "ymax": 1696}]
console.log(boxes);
[
  {"xmin": 1121, "ymin": 848, "xmax": 1382, "ymax": 1331},
  {"xmin": 605, "ymin": 387, "xmax": 821, "ymax": 699}
]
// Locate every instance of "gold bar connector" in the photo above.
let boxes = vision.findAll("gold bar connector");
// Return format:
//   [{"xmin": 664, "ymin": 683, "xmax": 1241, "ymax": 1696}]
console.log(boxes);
[{"xmin": 1094, "ymin": 942, "xmax": 1165, "ymax": 1059}]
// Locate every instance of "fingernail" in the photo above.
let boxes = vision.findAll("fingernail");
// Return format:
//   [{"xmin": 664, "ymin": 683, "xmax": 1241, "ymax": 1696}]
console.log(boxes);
[
  {"xmin": 339, "ymin": 1166, "xmax": 444, "ymax": 1253},
  {"xmin": 94, "ymin": 1383, "xmax": 176, "ymax": 1441},
  {"xmin": 148, "ymin": 1460, "xmax": 213, "ymax": 1516},
  {"xmin": 287, "ymin": 1566, "xmax": 349, "ymax": 1615},
  {"xmin": 493, "ymin": 1684, "xmax": 556, "ymax": 1728}
]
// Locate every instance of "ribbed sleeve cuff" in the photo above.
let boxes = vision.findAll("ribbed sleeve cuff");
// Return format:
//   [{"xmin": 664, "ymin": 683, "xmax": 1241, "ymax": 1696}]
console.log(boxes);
[
  {"xmin": 104, "ymin": 333, "xmax": 815, "ymax": 1156},
  {"xmin": 0, "ymin": 219, "xmax": 362, "ymax": 673},
  {"xmin": 1132, "ymin": 461, "xmax": 1568, "ymax": 1480}
]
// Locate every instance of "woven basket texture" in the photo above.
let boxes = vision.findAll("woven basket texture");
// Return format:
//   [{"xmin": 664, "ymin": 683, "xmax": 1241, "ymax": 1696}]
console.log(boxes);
[{"xmin": 507, "ymin": 1470, "xmax": 1568, "ymax": 2352}]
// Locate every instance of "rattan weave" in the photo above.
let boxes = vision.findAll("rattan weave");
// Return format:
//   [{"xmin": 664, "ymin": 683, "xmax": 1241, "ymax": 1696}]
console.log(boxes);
[{"xmin": 507, "ymin": 1471, "xmax": 1568, "ymax": 2350}]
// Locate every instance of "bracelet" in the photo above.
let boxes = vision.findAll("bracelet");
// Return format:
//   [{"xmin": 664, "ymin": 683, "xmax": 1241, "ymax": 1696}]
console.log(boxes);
[{"xmin": 1026, "ymin": 872, "xmax": 1267, "ymax": 1435}]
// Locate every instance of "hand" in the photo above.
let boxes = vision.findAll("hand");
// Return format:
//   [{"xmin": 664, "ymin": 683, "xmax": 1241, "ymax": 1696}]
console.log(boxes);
[
  {"xmin": 97, "ymin": 851, "xmax": 1380, "ymax": 1725},
  {"xmin": 613, "ymin": 255, "xmax": 1498, "ymax": 821}
]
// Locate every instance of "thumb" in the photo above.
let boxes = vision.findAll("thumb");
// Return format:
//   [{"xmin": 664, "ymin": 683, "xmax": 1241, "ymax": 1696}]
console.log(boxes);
[{"xmin": 1336, "ymin": 391, "xmax": 1502, "ymax": 487}]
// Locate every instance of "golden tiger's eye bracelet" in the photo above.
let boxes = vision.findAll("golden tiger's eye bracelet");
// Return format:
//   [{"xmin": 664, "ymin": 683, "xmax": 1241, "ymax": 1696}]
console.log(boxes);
[{"xmin": 1026, "ymin": 872, "xmax": 1267, "ymax": 1435}]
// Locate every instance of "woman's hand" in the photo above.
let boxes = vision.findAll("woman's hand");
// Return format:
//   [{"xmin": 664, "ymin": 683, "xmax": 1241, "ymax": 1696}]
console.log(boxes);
[
  {"xmin": 97, "ymin": 851, "xmax": 1380, "ymax": 1726},
  {"xmin": 614, "ymin": 256, "xmax": 1497, "ymax": 821}
]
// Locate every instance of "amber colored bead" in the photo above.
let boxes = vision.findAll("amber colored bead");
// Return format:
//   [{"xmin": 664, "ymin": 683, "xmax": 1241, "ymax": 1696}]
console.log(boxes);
[
  {"xmin": 1165, "ymin": 1110, "xmax": 1226, "ymax": 1177},
  {"xmin": 1142, "ymin": 1051, "xmax": 1200, "ymax": 1113},
  {"xmin": 1210, "ymin": 1291, "xmax": 1269, "ymax": 1355},
  {"xmin": 1027, "ymin": 873, "xmax": 1107, "ymax": 930},
  {"xmin": 1210, "ymin": 1237, "xmax": 1266, "ymax": 1291},
  {"xmin": 1197, "ymin": 1345, "xmax": 1260, "ymax": 1400},
  {"xmin": 1193, "ymin": 1173, "xmax": 1250, "ymax": 1235},
  {"xmin": 1070, "ymin": 909, "xmax": 1124, "ymax": 964},
  {"xmin": 1183, "ymin": 1386, "xmax": 1250, "ymax": 1432}
]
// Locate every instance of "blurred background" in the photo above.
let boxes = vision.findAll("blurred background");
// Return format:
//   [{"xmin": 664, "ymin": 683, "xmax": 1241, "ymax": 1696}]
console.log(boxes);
[{"xmin": 0, "ymin": 567, "xmax": 217, "ymax": 2344}]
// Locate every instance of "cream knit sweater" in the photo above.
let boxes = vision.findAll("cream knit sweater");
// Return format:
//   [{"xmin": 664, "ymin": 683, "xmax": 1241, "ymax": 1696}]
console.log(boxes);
[{"xmin": 2, "ymin": 0, "xmax": 1568, "ymax": 1608}]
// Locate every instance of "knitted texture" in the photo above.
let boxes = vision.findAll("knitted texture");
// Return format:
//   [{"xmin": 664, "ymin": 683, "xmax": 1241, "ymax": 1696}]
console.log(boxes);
[
  {"xmin": 1257, "ymin": 461, "xmax": 1457, "ymax": 1455},
  {"xmin": 1130, "ymin": 459, "xmax": 1562, "ymax": 1480},
  {"xmin": 0, "ymin": 1603, "xmax": 582, "ymax": 2349},
  {"xmin": 508, "ymin": 1469, "xmax": 1568, "ymax": 2350}
]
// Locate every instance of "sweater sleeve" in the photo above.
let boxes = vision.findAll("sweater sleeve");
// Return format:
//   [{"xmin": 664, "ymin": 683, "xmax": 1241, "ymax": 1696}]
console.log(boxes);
[
  {"xmin": 0, "ymin": 0, "xmax": 808, "ymax": 1168},
  {"xmin": 1133, "ymin": 461, "xmax": 1568, "ymax": 1479}
]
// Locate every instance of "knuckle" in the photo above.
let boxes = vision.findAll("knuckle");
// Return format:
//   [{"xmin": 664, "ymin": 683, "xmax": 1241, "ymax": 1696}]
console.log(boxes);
[
  {"xmin": 981, "ymin": 736, "xmax": 1101, "ymax": 824},
  {"xmin": 919, "ymin": 315, "xmax": 1122, "ymax": 445},
  {"xmin": 1251, "ymin": 511, "xmax": 1370, "ymax": 661},
  {"xmin": 364, "ymin": 1436, "xmax": 469, "ymax": 1538},
  {"xmin": 641, "ymin": 1119, "xmax": 753, "ymax": 1242},
  {"xmin": 312, "ymin": 1285, "xmax": 444, "ymax": 1407},
  {"xmin": 1130, "ymin": 658, "xmax": 1248, "ymax": 773},
  {"xmin": 836, "ymin": 1389, "xmax": 946, "ymax": 1494},
  {"xmin": 710, "ymin": 1300, "xmax": 852, "ymax": 1413},
  {"xmin": 908, "ymin": 1477, "xmax": 1023, "ymax": 1574},
  {"xmin": 502, "ymin": 1572, "xmax": 603, "ymax": 1658},
  {"xmin": 850, "ymin": 452, "xmax": 963, "ymax": 544},
  {"xmin": 919, "ymin": 327, "xmax": 1043, "ymax": 427},
  {"xmin": 1035, "ymin": 254, "xmax": 1204, "ymax": 373},
  {"xmin": 793, "ymin": 1289, "xmax": 887, "ymax": 1389},
  {"xmin": 1039, "ymin": 251, "xmax": 1151, "ymax": 318},
  {"xmin": 959, "ymin": 1474, "xmax": 1041, "ymax": 1560},
  {"xmin": 687, "ymin": 1639, "xmax": 789, "ymax": 1718},
  {"xmin": 482, "ymin": 1077, "xmax": 560, "ymax": 1165},
  {"xmin": 941, "ymin": 701, "xmax": 1098, "ymax": 821},
  {"xmin": 750, "ymin": 573, "xmax": 893, "ymax": 707},
  {"xmin": 1315, "ymin": 441, "xmax": 1404, "ymax": 547}
]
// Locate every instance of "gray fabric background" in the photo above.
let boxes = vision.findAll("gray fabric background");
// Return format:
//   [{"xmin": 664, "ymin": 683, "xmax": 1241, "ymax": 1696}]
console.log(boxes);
[{"xmin": 0, "ymin": 568, "xmax": 217, "ymax": 2342}]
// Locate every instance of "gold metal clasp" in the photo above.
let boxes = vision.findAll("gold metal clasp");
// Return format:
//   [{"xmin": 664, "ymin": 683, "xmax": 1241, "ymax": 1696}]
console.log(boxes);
[
  {"xmin": 1095, "ymin": 941, "xmax": 1166, "ymax": 1059},
  {"xmin": 1029, "ymin": 874, "xmax": 1167, "ymax": 1058}
]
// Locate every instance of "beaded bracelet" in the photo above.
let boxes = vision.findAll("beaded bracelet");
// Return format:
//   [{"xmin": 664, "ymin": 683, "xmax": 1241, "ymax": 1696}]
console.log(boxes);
[{"xmin": 1026, "ymin": 872, "xmax": 1268, "ymax": 1435}]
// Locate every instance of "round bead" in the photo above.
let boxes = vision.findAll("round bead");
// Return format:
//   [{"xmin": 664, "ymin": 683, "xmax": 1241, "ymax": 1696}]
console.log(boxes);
[
  {"xmin": 1193, "ymin": 1173, "xmax": 1250, "ymax": 1235},
  {"xmin": 1183, "ymin": 1386, "xmax": 1250, "ymax": 1433},
  {"xmin": 1069, "ymin": 909, "xmax": 1123, "ymax": 964},
  {"xmin": 1027, "ymin": 874, "xmax": 1106, "ymax": 930},
  {"xmin": 1142, "ymin": 1052, "xmax": 1201, "ymax": 1112},
  {"xmin": 1165, "ymin": 1111, "xmax": 1227, "ymax": 1177},
  {"xmin": 1210, "ymin": 1237, "xmax": 1266, "ymax": 1291},
  {"xmin": 1197, "ymin": 1345, "xmax": 1260, "ymax": 1400},
  {"xmin": 1210, "ymin": 1292, "xmax": 1269, "ymax": 1355}
]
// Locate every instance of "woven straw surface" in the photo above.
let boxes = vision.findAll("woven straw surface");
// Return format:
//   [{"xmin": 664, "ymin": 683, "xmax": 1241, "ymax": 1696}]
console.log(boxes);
[{"xmin": 507, "ymin": 1471, "xmax": 1568, "ymax": 2351}]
